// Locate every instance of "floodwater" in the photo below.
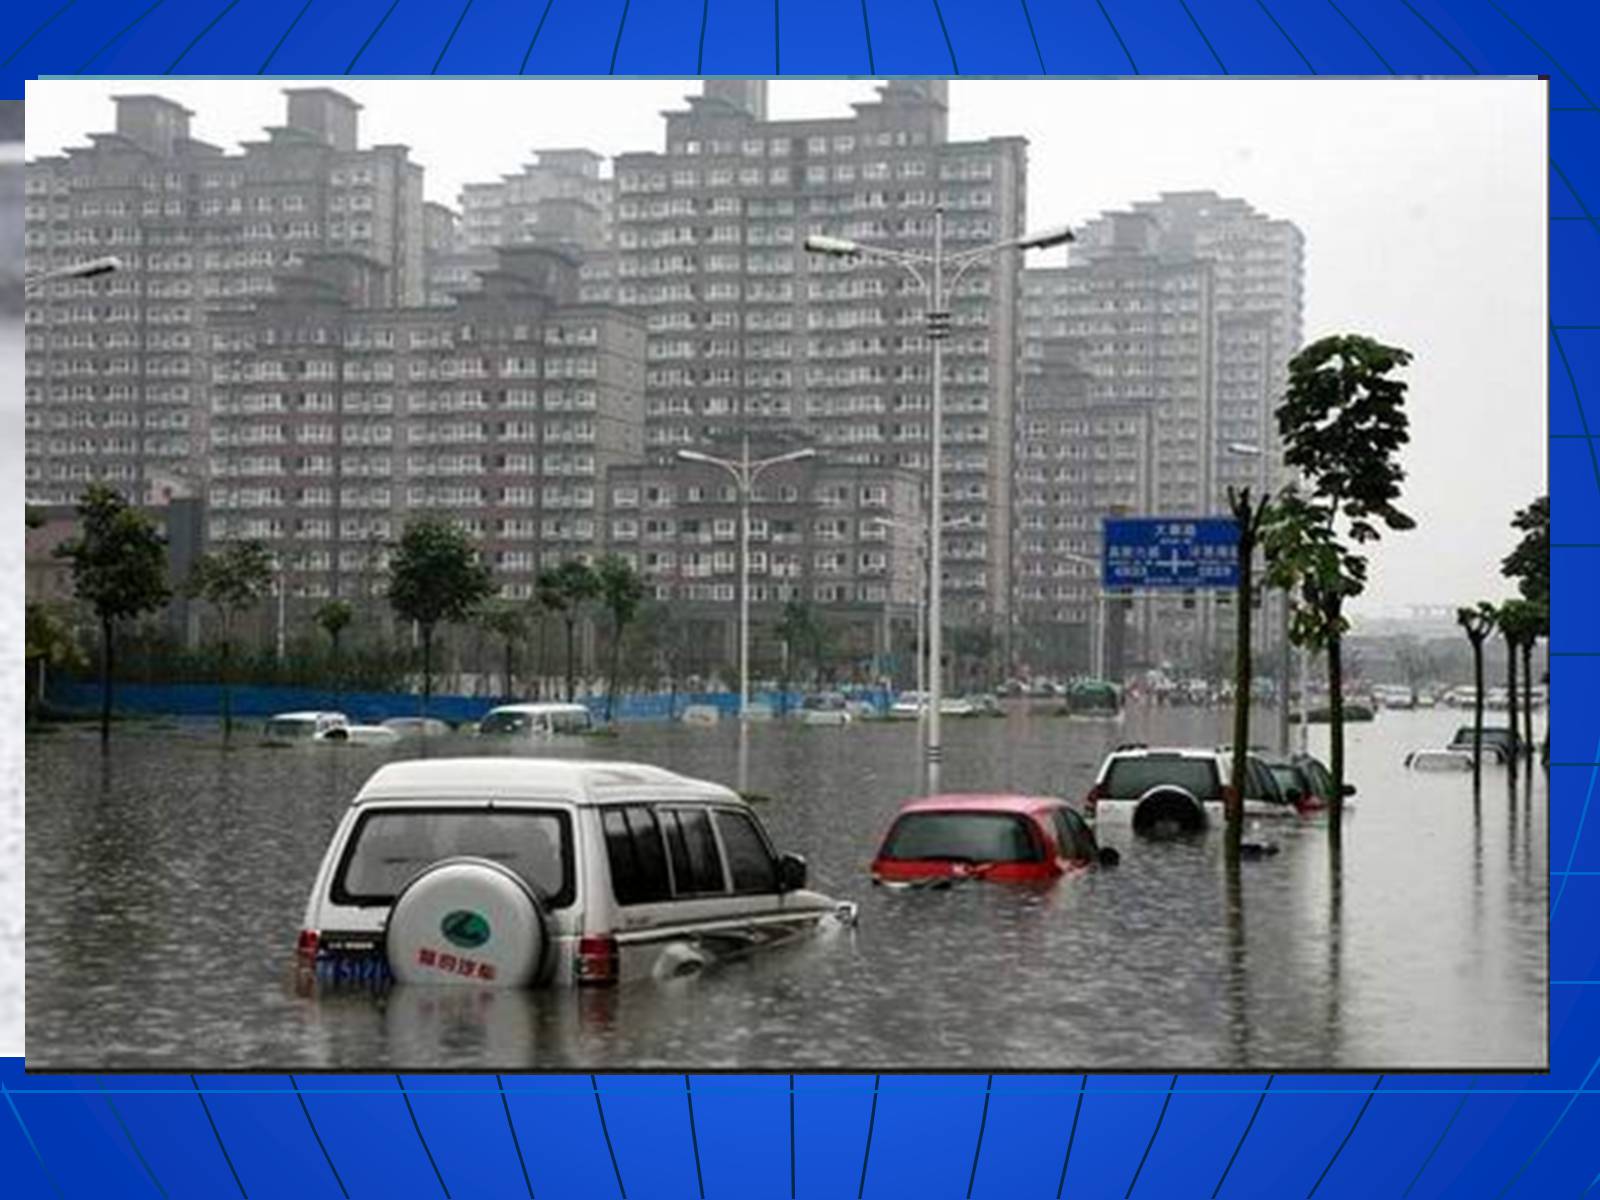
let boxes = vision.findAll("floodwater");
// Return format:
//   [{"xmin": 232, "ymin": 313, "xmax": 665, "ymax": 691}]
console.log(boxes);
[{"xmin": 26, "ymin": 703, "xmax": 1546, "ymax": 1071}]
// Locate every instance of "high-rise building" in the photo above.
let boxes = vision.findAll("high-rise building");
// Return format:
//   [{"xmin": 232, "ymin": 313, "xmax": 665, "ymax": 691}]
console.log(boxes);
[
  {"xmin": 24, "ymin": 90, "xmax": 425, "ymax": 505},
  {"xmin": 458, "ymin": 149, "xmax": 612, "ymax": 254},
  {"xmin": 206, "ymin": 246, "xmax": 645, "ymax": 620},
  {"xmin": 1019, "ymin": 194, "xmax": 1304, "ymax": 673},
  {"xmin": 611, "ymin": 80, "xmax": 1029, "ymax": 627}
]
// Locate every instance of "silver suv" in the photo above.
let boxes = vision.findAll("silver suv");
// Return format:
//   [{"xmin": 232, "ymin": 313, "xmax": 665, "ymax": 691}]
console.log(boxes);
[
  {"xmin": 1085, "ymin": 745, "xmax": 1290, "ymax": 837},
  {"xmin": 296, "ymin": 758, "xmax": 857, "ymax": 990}
]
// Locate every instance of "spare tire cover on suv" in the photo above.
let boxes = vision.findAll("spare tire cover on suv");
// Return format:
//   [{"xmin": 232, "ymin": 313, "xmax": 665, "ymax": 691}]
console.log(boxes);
[
  {"xmin": 1132, "ymin": 786, "xmax": 1209, "ymax": 838},
  {"xmin": 385, "ymin": 857, "xmax": 549, "ymax": 988}
]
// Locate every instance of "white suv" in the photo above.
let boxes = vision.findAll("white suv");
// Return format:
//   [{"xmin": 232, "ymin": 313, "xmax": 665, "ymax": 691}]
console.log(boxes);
[
  {"xmin": 296, "ymin": 758, "xmax": 857, "ymax": 990},
  {"xmin": 1085, "ymin": 746, "xmax": 1291, "ymax": 837}
]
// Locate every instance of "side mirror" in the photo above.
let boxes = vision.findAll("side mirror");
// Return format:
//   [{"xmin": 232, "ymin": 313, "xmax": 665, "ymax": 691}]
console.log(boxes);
[
  {"xmin": 1341, "ymin": 783, "xmax": 1357, "ymax": 797},
  {"xmin": 776, "ymin": 852, "xmax": 808, "ymax": 893},
  {"xmin": 1098, "ymin": 846, "xmax": 1121, "ymax": 868}
]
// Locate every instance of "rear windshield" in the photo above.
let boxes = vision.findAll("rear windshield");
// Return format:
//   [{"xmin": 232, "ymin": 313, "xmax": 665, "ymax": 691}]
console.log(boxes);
[
  {"xmin": 549, "ymin": 710, "xmax": 591, "ymax": 734},
  {"xmin": 332, "ymin": 807, "xmax": 573, "ymax": 908},
  {"xmin": 1102, "ymin": 757, "xmax": 1219, "ymax": 799},
  {"xmin": 1268, "ymin": 765, "xmax": 1305, "ymax": 798},
  {"xmin": 879, "ymin": 812, "xmax": 1042, "ymax": 864}
]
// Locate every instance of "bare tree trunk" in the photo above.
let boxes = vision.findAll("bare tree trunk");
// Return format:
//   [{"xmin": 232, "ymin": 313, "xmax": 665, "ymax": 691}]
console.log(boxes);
[
  {"xmin": 1471, "ymin": 640, "xmax": 1485, "ymax": 788},
  {"xmin": 421, "ymin": 625, "xmax": 434, "ymax": 715},
  {"xmin": 100, "ymin": 616, "xmax": 113, "ymax": 744},
  {"xmin": 1227, "ymin": 537, "xmax": 1254, "ymax": 862},
  {"xmin": 1327, "ymin": 598, "xmax": 1345, "ymax": 842},
  {"xmin": 608, "ymin": 617, "xmax": 623, "ymax": 723},
  {"xmin": 564, "ymin": 616, "xmax": 577, "ymax": 703},
  {"xmin": 1504, "ymin": 632, "xmax": 1519, "ymax": 782},
  {"xmin": 1521, "ymin": 640, "xmax": 1534, "ymax": 759}
]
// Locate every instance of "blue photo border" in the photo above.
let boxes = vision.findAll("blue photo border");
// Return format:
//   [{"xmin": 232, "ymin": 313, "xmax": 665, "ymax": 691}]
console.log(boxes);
[{"xmin": 4, "ymin": 2, "xmax": 1588, "ymax": 1195}]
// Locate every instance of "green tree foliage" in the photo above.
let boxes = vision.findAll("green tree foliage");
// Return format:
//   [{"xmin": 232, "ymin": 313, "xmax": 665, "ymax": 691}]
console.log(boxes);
[
  {"xmin": 1501, "ymin": 495, "xmax": 1549, "ymax": 606},
  {"xmin": 54, "ymin": 484, "xmax": 172, "ymax": 739},
  {"xmin": 595, "ymin": 555, "xmax": 646, "ymax": 721},
  {"xmin": 314, "ymin": 598, "xmax": 354, "ymax": 690},
  {"xmin": 776, "ymin": 599, "xmax": 830, "ymax": 700},
  {"xmin": 1265, "ymin": 335, "xmax": 1415, "ymax": 836},
  {"xmin": 1498, "ymin": 597, "xmax": 1546, "ymax": 763},
  {"xmin": 537, "ymin": 560, "xmax": 600, "ymax": 702},
  {"xmin": 388, "ymin": 516, "xmax": 495, "ymax": 709},
  {"xmin": 188, "ymin": 539, "xmax": 275, "ymax": 736},
  {"xmin": 25, "ymin": 602, "xmax": 86, "ymax": 707}
]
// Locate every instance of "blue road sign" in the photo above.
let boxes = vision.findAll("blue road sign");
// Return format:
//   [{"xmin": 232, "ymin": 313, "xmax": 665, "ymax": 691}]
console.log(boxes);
[{"xmin": 1102, "ymin": 517, "xmax": 1242, "ymax": 590}]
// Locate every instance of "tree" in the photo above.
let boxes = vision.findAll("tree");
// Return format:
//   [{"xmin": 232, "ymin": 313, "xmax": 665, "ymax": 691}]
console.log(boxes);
[
  {"xmin": 387, "ymin": 516, "xmax": 495, "ymax": 711},
  {"xmin": 595, "ymin": 556, "xmax": 646, "ymax": 722},
  {"xmin": 54, "ymin": 485, "xmax": 172, "ymax": 741},
  {"xmin": 1501, "ymin": 495, "xmax": 1549, "ymax": 605},
  {"xmin": 1267, "ymin": 335, "xmax": 1415, "ymax": 838},
  {"xmin": 1457, "ymin": 603, "xmax": 1497, "ymax": 786},
  {"xmin": 188, "ymin": 539, "xmax": 275, "ymax": 737},
  {"xmin": 776, "ymin": 599, "xmax": 825, "ymax": 708},
  {"xmin": 537, "ymin": 560, "xmax": 600, "ymax": 702},
  {"xmin": 314, "ymin": 599, "xmax": 354, "ymax": 692},
  {"xmin": 477, "ymin": 601, "xmax": 528, "ymax": 701},
  {"xmin": 1498, "ymin": 598, "xmax": 1545, "ymax": 764},
  {"xmin": 25, "ymin": 602, "xmax": 86, "ymax": 708},
  {"xmin": 1226, "ymin": 486, "xmax": 1272, "ymax": 860}
]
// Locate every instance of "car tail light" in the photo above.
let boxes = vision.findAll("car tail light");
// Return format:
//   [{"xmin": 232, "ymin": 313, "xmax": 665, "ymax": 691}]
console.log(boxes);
[
  {"xmin": 1086, "ymin": 783, "xmax": 1104, "ymax": 815},
  {"xmin": 296, "ymin": 928, "xmax": 320, "ymax": 964},
  {"xmin": 576, "ymin": 934, "xmax": 619, "ymax": 987}
]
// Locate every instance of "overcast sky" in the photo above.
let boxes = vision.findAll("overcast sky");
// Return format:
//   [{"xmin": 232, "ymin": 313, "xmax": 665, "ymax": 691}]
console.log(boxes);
[{"xmin": 26, "ymin": 79, "xmax": 1546, "ymax": 617}]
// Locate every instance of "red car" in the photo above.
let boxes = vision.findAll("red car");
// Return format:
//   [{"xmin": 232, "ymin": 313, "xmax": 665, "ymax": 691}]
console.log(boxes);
[{"xmin": 871, "ymin": 793, "xmax": 1119, "ymax": 885}]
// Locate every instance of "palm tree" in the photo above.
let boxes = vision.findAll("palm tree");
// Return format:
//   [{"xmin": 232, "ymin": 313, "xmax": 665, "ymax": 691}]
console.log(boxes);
[
  {"xmin": 314, "ymin": 599, "xmax": 353, "ymax": 693},
  {"xmin": 478, "ymin": 602, "xmax": 528, "ymax": 701},
  {"xmin": 595, "ymin": 556, "xmax": 646, "ymax": 722}
]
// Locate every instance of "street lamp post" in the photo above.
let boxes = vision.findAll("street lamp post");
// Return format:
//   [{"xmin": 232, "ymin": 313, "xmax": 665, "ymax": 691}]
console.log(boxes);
[
  {"xmin": 868, "ymin": 515, "xmax": 929, "ymax": 707},
  {"xmin": 807, "ymin": 216, "xmax": 1072, "ymax": 792},
  {"xmin": 677, "ymin": 436, "xmax": 816, "ymax": 725},
  {"xmin": 1226, "ymin": 441, "xmax": 1294, "ymax": 754}
]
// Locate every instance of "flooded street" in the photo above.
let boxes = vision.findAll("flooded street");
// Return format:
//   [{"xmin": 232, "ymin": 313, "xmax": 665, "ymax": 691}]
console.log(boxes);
[{"xmin": 26, "ymin": 704, "xmax": 1545, "ymax": 1070}]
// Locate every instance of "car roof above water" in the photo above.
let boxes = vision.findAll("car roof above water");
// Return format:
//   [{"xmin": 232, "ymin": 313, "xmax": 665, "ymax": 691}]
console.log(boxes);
[
  {"xmin": 351, "ymin": 757, "xmax": 740, "ymax": 807},
  {"xmin": 893, "ymin": 793, "xmax": 1068, "ymax": 816}
]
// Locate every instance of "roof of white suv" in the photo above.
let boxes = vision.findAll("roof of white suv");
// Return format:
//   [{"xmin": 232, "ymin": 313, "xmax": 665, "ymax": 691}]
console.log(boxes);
[{"xmin": 352, "ymin": 758, "xmax": 741, "ymax": 806}]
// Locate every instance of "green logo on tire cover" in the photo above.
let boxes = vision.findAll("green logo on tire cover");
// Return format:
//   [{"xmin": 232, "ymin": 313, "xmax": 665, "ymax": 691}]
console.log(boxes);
[{"xmin": 441, "ymin": 909, "xmax": 491, "ymax": 949}]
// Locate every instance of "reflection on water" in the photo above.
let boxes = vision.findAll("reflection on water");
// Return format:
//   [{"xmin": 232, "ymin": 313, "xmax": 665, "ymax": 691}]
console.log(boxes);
[{"xmin": 26, "ymin": 706, "xmax": 1546, "ymax": 1070}]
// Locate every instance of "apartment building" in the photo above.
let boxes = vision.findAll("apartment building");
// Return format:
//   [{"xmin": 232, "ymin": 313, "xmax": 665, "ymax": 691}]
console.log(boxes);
[
  {"xmin": 610, "ymin": 79, "xmax": 1029, "ymax": 627},
  {"xmin": 24, "ymin": 90, "xmax": 425, "ymax": 505},
  {"xmin": 206, "ymin": 246, "xmax": 645, "ymax": 620},
  {"xmin": 605, "ymin": 455, "xmax": 924, "ymax": 682}
]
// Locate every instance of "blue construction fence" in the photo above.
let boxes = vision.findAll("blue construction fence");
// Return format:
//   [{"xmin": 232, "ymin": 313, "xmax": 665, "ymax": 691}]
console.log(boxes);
[{"xmin": 43, "ymin": 681, "xmax": 896, "ymax": 727}]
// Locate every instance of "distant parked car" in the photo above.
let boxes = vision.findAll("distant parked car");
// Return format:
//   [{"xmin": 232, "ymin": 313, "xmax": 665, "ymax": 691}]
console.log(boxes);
[
  {"xmin": 263, "ymin": 711, "xmax": 349, "ymax": 745},
  {"xmin": 1257, "ymin": 752, "xmax": 1356, "ymax": 811},
  {"xmin": 1405, "ymin": 749, "xmax": 1476, "ymax": 772},
  {"xmin": 871, "ymin": 793, "xmax": 1118, "ymax": 886},
  {"xmin": 799, "ymin": 693, "xmax": 853, "ymax": 726}
]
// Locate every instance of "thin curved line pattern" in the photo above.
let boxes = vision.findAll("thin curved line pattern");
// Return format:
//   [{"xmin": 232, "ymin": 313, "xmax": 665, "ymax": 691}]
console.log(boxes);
[
  {"xmin": 1125, "ymin": 1074, "xmax": 1177, "ymax": 1196},
  {"xmin": 930, "ymin": 0, "xmax": 958, "ymax": 74},
  {"xmin": 432, "ymin": 0, "xmax": 475, "ymax": 73},
  {"xmin": 1253, "ymin": 0, "xmax": 1314, "ymax": 73},
  {"xmin": 1177, "ymin": 0, "xmax": 1227, "ymax": 73},
  {"xmin": 591, "ymin": 1075, "xmax": 627, "ymax": 1197},
  {"xmin": 396, "ymin": 1075, "xmax": 450, "ymax": 1197},
  {"xmin": 496, "ymin": 1076, "xmax": 535, "ymax": 1198},
  {"xmin": 1213, "ymin": 1075, "xmax": 1274, "ymax": 1197},
  {"xmin": 259, "ymin": 0, "xmax": 316, "ymax": 73},
  {"xmin": 191, "ymin": 1076, "xmax": 246, "ymax": 1197},
  {"xmin": 1322, "ymin": 0, "xmax": 1393, "ymax": 73},
  {"xmin": 965, "ymin": 1074, "xmax": 993, "ymax": 1198},
  {"xmin": 1307, "ymin": 1075, "xmax": 1383, "ymax": 1196},
  {"xmin": 289, "ymin": 1075, "xmax": 349, "ymax": 1199},
  {"xmin": 857, "ymin": 1074, "xmax": 881, "ymax": 1198},
  {"xmin": 76, "ymin": 0, "xmax": 167, "ymax": 73},
  {"xmin": 1403, "ymin": 1076, "xmax": 1476, "ymax": 1197},
  {"xmin": 0, "ymin": 0, "xmax": 79, "ymax": 69},
  {"xmin": 2, "ymin": 1083, "xmax": 65, "ymax": 1198},
  {"xmin": 345, "ymin": 0, "xmax": 402, "ymax": 73},
  {"xmin": 521, "ymin": 0, "xmax": 557, "ymax": 73},
  {"xmin": 1055, "ymin": 1074, "xmax": 1088, "ymax": 1198},
  {"xmin": 1092, "ymin": 0, "xmax": 1137, "ymax": 73},
  {"xmin": 166, "ymin": 0, "xmax": 241, "ymax": 72}
]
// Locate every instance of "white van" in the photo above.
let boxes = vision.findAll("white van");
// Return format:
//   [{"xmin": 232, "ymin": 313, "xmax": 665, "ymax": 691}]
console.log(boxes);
[
  {"xmin": 477, "ymin": 703, "xmax": 594, "ymax": 738},
  {"xmin": 295, "ymin": 759, "xmax": 857, "ymax": 989}
]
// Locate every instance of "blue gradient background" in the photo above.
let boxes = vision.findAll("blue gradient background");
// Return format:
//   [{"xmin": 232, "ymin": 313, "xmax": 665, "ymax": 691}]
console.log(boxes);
[{"xmin": 3, "ymin": 2, "xmax": 1587, "ymax": 1195}]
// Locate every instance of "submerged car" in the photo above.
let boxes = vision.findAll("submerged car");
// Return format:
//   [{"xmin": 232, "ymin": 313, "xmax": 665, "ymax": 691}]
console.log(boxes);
[
  {"xmin": 798, "ymin": 693, "xmax": 853, "ymax": 726},
  {"xmin": 1256, "ymin": 752, "xmax": 1356, "ymax": 812},
  {"xmin": 1447, "ymin": 726, "xmax": 1521, "ymax": 764},
  {"xmin": 477, "ymin": 703, "xmax": 595, "ymax": 738},
  {"xmin": 381, "ymin": 716, "xmax": 454, "ymax": 739},
  {"xmin": 1085, "ymin": 746, "xmax": 1323, "ymax": 837},
  {"xmin": 264, "ymin": 711, "xmax": 399, "ymax": 746},
  {"xmin": 297, "ymin": 759, "xmax": 857, "ymax": 990},
  {"xmin": 871, "ymin": 794, "xmax": 1118, "ymax": 885}
]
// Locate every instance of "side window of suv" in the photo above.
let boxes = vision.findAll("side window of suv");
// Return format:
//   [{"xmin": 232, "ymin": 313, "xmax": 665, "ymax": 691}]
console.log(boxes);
[
  {"xmin": 660, "ymin": 807, "xmax": 728, "ymax": 896},
  {"xmin": 602, "ymin": 806, "xmax": 672, "ymax": 905},
  {"xmin": 715, "ymin": 808, "xmax": 779, "ymax": 894}
]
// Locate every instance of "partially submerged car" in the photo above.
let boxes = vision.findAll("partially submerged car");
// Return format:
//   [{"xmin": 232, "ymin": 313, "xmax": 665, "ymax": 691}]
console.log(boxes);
[
  {"xmin": 871, "ymin": 793, "xmax": 1118, "ymax": 886},
  {"xmin": 1085, "ymin": 746, "xmax": 1336, "ymax": 837},
  {"xmin": 297, "ymin": 759, "xmax": 856, "ymax": 990},
  {"xmin": 477, "ymin": 703, "xmax": 595, "ymax": 738},
  {"xmin": 1447, "ymin": 726, "xmax": 1521, "ymax": 764},
  {"xmin": 264, "ymin": 711, "xmax": 399, "ymax": 747}
]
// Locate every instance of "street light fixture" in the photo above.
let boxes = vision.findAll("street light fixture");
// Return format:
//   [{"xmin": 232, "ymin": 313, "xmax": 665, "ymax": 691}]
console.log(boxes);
[
  {"xmin": 24, "ymin": 256, "xmax": 123, "ymax": 287},
  {"xmin": 675, "ymin": 438, "xmax": 817, "ymax": 726},
  {"xmin": 807, "ymin": 215, "xmax": 1073, "ymax": 791},
  {"xmin": 1225, "ymin": 440, "xmax": 1296, "ymax": 753}
]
